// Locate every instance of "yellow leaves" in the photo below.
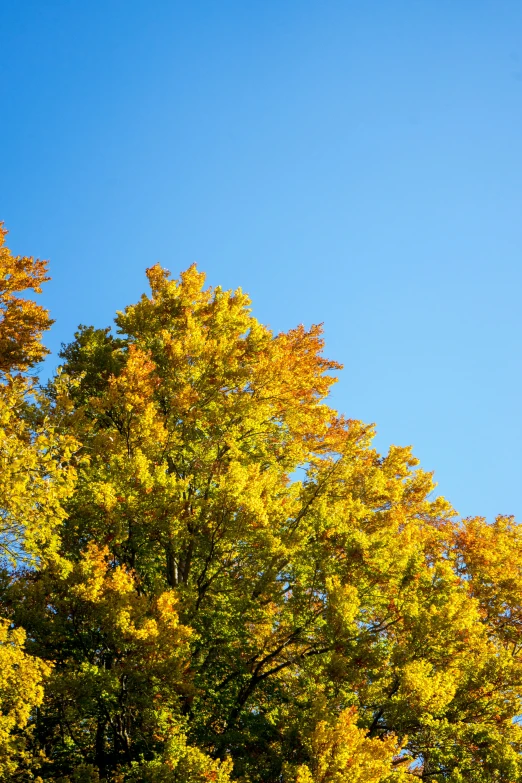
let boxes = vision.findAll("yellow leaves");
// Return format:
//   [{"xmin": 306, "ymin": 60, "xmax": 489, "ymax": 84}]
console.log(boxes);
[
  {"xmin": 393, "ymin": 660, "xmax": 460, "ymax": 716},
  {"xmin": 126, "ymin": 723, "xmax": 233, "ymax": 782},
  {"xmin": 292, "ymin": 708, "xmax": 405, "ymax": 783},
  {"xmin": 109, "ymin": 563, "xmax": 135, "ymax": 595},
  {"xmin": 11, "ymin": 540, "xmax": 195, "ymax": 777},
  {"xmin": 0, "ymin": 619, "xmax": 51, "ymax": 777},
  {"xmin": 80, "ymin": 345, "xmax": 168, "ymax": 461},
  {"xmin": 71, "ymin": 543, "xmax": 173, "ymax": 640},
  {"xmin": 0, "ymin": 621, "xmax": 51, "ymax": 723},
  {"xmin": 405, "ymin": 714, "xmax": 522, "ymax": 781},
  {"xmin": 115, "ymin": 611, "xmax": 160, "ymax": 641},
  {"xmin": 91, "ymin": 480, "xmax": 119, "ymax": 511},
  {"xmin": 71, "ymin": 543, "xmax": 108, "ymax": 599},
  {"xmin": 0, "ymin": 375, "xmax": 78, "ymax": 564},
  {"xmin": 67, "ymin": 543, "xmax": 193, "ymax": 659},
  {"xmin": 146, "ymin": 262, "xmax": 208, "ymax": 308},
  {"xmin": 325, "ymin": 576, "xmax": 359, "ymax": 634},
  {"xmin": 159, "ymin": 727, "xmax": 233, "ymax": 783},
  {"xmin": 156, "ymin": 589, "xmax": 182, "ymax": 627},
  {"xmin": 295, "ymin": 766, "xmax": 315, "ymax": 783}
]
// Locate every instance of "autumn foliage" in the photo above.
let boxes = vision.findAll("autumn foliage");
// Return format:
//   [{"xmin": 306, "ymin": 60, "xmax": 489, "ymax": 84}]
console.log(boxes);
[{"xmin": 1, "ymin": 224, "xmax": 522, "ymax": 781}]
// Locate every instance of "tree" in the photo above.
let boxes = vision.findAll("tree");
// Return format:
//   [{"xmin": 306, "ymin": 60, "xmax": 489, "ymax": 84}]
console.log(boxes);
[
  {"xmin": 3, "ymin": 252, "xmax": 522, "ymax": 781},
  {"xmin": 0, "ymin": 225, "xmax": 77, "ymax": 778},
  {"xmin": 0, "ymin": 223, "xmax": 77, "ymax": 564},
  {"xmin": 0, "ymin": 222, "xmax": 53, "ymax": 374}
]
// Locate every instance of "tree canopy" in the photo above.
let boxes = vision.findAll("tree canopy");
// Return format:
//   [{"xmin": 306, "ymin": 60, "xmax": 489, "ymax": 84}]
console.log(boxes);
[{"xmin": 1, "ymin": 225, "xmax": 522, "ymax": 782}]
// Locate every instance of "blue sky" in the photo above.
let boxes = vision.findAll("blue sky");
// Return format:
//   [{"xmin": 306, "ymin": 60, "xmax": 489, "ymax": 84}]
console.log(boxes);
[{"xmin": 2, "ymin": 1, "xmax": 521, "ymax": 520}]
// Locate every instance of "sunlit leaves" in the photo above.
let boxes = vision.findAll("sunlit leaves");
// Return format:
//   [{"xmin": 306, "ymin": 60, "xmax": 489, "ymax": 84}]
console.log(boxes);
[
  {"xmin": 0, "ymin": 223, "xmax": 53, "ymax": 374},
  {"xmin": 0, "ymin": 620, "xmax": 51, "ymax": 778}
]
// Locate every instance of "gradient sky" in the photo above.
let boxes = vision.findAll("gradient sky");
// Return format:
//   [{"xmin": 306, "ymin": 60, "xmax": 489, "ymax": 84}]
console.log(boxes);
[{"xmin": 2, "ymin": 1, "xmax": 521, "ymax": 520}]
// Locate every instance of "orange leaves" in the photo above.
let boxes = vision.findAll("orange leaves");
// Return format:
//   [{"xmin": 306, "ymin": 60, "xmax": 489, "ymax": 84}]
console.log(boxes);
[
  {"xmin": 0, "ymin": 223, "xmax": 53, "ymax": 373},
  {"xmin": 106, "ymin": 345, "xmax": 158, "ymax": 411},
  {"xmin": 456, "ymin": 515, "xmax": 522, "ymax": 645},
  {"xmin": 271, "ymin": 322, "xmax": 342, "ymax": 404}
]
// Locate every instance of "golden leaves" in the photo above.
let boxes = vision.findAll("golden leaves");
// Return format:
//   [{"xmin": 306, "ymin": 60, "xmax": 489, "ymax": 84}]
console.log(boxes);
[
  {"xmin": 0, "ymin": 375, "xmax": 78, "ymax": 565},
  {"xmin": 292, "ymin": 708, "xmax": 406, "ymax": 783},
  {"xmin": 0, "ymin": 223, "xmax": 53, "ymax": 373},
  {"xmin": 0, "ymin": 619, "xmax": 51, "ymax": 777},
  {"xmin": 69, "ymin": 542, "xmax": 191, "ymax": 650}
]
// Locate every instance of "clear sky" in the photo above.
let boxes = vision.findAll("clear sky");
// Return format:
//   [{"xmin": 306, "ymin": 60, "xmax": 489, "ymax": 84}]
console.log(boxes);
[{"xmin": 2, "ymin": 1, "xmax": 521, "ymax": 521}]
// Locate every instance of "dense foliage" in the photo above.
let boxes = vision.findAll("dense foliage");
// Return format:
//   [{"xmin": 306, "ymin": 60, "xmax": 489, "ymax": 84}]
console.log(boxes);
[{"xmin": 2, "ymin": 223, "xmax": 522, "ymax": 781}]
